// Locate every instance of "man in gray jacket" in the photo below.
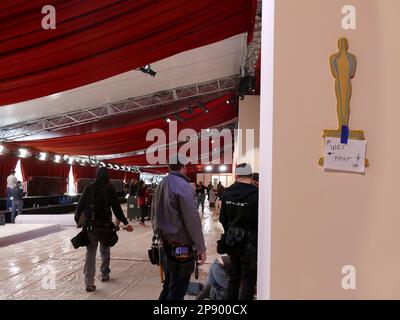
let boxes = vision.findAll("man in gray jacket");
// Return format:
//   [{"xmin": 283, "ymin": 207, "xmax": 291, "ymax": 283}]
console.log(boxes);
[{"xmin": 151, "ymin": 162, "xmax": 207, "ymax": 300}]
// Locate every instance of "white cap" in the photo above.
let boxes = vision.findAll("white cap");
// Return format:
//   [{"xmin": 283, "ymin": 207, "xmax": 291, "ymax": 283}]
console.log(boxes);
[{"xmin": 235, "ymin": 163, "xmax": 252, "ymax": 176}]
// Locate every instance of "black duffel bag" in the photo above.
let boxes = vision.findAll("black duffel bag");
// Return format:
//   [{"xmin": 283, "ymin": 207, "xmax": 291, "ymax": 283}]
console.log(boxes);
[{"xmin": 91, "ymin": 222, "xmax": 119, "ymax": 247}]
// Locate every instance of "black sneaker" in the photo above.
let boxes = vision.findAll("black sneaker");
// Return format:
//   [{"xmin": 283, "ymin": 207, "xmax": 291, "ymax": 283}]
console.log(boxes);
[
  {"xmin": 100, "ymin": 274, "xmax": 110, "ymax": 282},
  {"xmin": 85, "ymin": 285, "xmax": 96, "ymax": 292}
]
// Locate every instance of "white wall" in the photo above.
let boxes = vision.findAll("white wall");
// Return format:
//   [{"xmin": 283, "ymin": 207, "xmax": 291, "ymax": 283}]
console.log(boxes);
[{"xmin": 266, "ymin": 0, "xmax": 400, "ymax": 299}]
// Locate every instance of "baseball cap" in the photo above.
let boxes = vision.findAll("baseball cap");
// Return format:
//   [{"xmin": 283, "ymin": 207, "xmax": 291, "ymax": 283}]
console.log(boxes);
[{"xmin": 235, "ymin": 163, "xmax": 252, "ymax": 176}]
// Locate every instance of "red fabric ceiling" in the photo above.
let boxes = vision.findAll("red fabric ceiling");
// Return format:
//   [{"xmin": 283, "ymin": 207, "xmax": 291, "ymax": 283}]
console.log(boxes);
[
  {"xmin": 10, "ymin": 94, "xmax": 237, "ymax": 156},
  {"xmin": 0, "ymin": 0, "xmax": 256, "ymax": 106}
]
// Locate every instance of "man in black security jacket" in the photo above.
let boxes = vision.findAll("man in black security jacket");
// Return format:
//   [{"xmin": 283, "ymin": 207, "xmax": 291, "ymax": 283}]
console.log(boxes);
[
  {"xmin": 75, "ymin": 167, "xmax": 133, "ymax": 292},
  {"xmin": 219, "ymin": 163, "xmax": 258, "ymax": 300}
]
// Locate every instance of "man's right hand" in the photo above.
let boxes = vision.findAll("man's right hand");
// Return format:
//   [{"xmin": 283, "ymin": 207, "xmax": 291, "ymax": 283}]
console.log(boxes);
[
  {"xmin": 125, "ymin": 224, "xmax": 134, "ymax": 232},
  {"xmin": 198, "ymin": 252, "xmax": 207, "ymax": 265}
]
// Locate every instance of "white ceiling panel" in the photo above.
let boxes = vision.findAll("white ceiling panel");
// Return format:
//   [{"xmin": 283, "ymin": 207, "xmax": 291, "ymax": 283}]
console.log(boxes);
[{"xmin": 0, "ymin": 34, "xmax": 246, "ymax": 127}]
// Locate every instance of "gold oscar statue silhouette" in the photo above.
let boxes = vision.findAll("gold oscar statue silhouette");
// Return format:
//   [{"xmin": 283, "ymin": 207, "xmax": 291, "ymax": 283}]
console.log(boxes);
[{"xmin": 319, "ymin": 37, "xmax": 368, "ymax": 167}]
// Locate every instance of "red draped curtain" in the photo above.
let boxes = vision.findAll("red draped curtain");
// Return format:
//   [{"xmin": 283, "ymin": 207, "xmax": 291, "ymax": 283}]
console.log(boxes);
[
  {"xmin": 0, "ymin": 155, "xmax": 19, "ymax": 197},
  {"xmin": 0, "ymin": 0, "xmax": 256, "ymax": 106},
  {"xmin": 20, "ymin": 157, "xmax": 70, "ymax": 181},
  {"xmin": 20, "ymin": 158, "xmax": 70, "ymax": 194}
]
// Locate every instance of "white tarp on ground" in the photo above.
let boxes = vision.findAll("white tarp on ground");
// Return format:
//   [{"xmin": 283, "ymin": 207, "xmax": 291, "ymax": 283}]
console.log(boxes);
[
  {"xmin": 16, "ymin": 214, "xmax": 75, "ymax": 227},
  {"xmin": 0, "ymin": 224, "xmax": 63, "ymax": 247}
]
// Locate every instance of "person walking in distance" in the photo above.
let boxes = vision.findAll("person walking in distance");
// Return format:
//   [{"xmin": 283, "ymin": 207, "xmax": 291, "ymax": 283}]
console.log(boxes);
[
  {"xmin": 151, "ymin": 162, "xmax": 207, "ymax": 300},
  {"xmin": 137, "ymin": 180, "xmax": 149, "ymax": 226},
  {"xmin": 6, "ymin": 170, "xmax": 17, "ymax": 211},
  {"xmin": 219, "ymin": 163, "xmax": 258, "ymax": 300},
  {"xmin": 11, "ymin": 181, "xmax": 25, "ymax": 223},
  {"xmin": 75, "ymin": 167, "xmax": 133, "ymax": 292},
  {"xmin": 195, "ymin": 181, "xmax": 207, "ymax": 213}
]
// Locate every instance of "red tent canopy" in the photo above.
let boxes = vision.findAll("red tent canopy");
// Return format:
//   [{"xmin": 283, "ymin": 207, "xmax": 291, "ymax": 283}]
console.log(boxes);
[
  {"xmin": 0, "ymin": 0, "xmax": 256, "ymax": 106},
  {"xmin": 9, "ymin": 94, "xmax": 237, "ymax": 156}
]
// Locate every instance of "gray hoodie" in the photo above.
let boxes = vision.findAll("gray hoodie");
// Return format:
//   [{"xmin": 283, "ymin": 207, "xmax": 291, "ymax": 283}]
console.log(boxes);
[{"xmin": 151, "ymin": 171, "xmax": 206, "ymax": 253}]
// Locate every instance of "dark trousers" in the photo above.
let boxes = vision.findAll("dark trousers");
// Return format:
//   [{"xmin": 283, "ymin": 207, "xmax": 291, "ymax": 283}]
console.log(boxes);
[
  {"xmin": 226, "ymin": 246, "xmax": 257, "ymax": 300},
  {"xmin": 6, "ymin": 188, "xmax": 12, "ymax": 210},
  {"xmin": 159, "ymin": 251, "xmax": 194, "ymax": 300},
  {"xmin": 140, "ymin": 205, "xmax": 148, "ymax": 223}
]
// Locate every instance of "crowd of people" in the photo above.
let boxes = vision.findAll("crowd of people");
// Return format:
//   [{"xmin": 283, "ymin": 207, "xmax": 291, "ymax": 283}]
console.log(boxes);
[{"xmin": 4, "ymin": 161, "xmax": 259, "ymax": 300}]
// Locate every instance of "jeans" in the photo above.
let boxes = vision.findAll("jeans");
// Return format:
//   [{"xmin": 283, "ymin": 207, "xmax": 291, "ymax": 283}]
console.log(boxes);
[
  {"xmin": 226, "ymin": 245, "xmax": 257, "ymax": 300},
  {"xmin": 6, "ymin": 188, "xmax": 12, "ymax": 210},
  {"xmin": 11, "ymin": 200, "xmax": 23, "ymax": 223},
  {"xmin": 159, "ymin": 250, "xmax": 194, "ymax": 300},
  {"xmin": 84, "ymin": 230, "xmax": 111, "ymax": 286},
  {"xmin": 196, "ymin": 195, "xmax": 205, "ymax": 212}
]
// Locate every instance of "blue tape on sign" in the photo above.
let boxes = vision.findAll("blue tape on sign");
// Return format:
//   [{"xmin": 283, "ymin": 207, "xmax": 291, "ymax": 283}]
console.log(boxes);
[{"xmin": 340, "ymin": 125, "xmax": 349, "ymax": 144}]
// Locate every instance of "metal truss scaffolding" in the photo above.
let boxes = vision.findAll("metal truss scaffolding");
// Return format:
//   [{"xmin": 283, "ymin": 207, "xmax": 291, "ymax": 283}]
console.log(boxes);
[{"xmin": 0, "ymin": 75, "xmax": 240, "ymax": 141}]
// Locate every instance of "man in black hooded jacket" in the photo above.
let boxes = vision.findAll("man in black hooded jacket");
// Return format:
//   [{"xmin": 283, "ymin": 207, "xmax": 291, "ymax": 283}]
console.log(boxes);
[
  {"xmin": 219, "ymin": 163, "xmax": 258, "ymax": 300},
  {"xmin": 75, "ymin": 167, "xmax": 133, "ymax": 292}
]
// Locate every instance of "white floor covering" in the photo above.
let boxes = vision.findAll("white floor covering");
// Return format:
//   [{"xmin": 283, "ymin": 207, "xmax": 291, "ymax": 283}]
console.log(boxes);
[
  {"xmin": 0, "ymin": 202, "xmax": 222, "ymax": 300},
  {"xmin": 0, "ymin": 224, "xmax": 63, "ymax": 248}
]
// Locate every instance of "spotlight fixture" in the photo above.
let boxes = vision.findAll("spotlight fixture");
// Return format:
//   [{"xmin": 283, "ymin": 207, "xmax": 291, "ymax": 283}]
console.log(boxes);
[
  {"xmin": 68, "ymin": 157, "xmax": 75, "ymax": 165},
  {"xmin": 0, "ymin": 145, "xmax": 9, "ymax": 155},
  {"xmin": 107, "ymin": 163, "xmax": 114, "ymax": 169},
  {"xmin": 114, "ymin": 165, "xmax": 120, "ymax": 170},
  {"xmin": 211, "ymin": 140, "xmax": 215, "ymax": 144},
  {"xmin": 238, "ymin": 74, "xmax": 256, "ymax": 99},
  {"xmin": 18, "ymin": 148, "xmax": 32, "ymax": 158},
  {"xmin": 138, "ymin": 64, "xmax": 157, "ymax": 77},
  {"xmin": 54, "ymin": 154, "xmax": 62, "ymax": 163},
  {"xmin": 99, "ymin": 162, "xmax": 106, "ymax": 167},
  {"xmin": 219, "ymin": 165, "xmax": 227, "ymax": 172},
  {"xmin": 198, "ymin": 102, "xmax": 208, "ymax": 114},
  {"xmin": 90, "ymin": 160, "xmax": 98, "ymax": 167},
  {"xmin": 37, "ymin": 152, "xmax": 47, "ymax": 161},
  {"xmin": 205, "ymin": 165, "xmax": 212, "ymax": 171},
  {"xmin": 164, "ymin": 116, "xmax": 171, "ymax": 123},
  {"xmin": 79, "ymin": 159, "xmax": 87, "ymax": 166},
  {"xmin": 174, "ymin": 113, "xmax": 184, "ymax": 122}
]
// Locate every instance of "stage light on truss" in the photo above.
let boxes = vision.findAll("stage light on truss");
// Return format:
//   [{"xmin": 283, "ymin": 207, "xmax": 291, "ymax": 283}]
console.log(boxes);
[
  {"xmin": 174, "ymin": 113, "xmax": 184, "ymax": 122},
  {"xmin": 68, "ymin": 157, "xmax": 76, "ymax": 165},
  {"xmin": 107, "ymin": 163, "xmax": 114, "ymax": 169},
  {"xmin": 205, "ymin": 165, "xmax": 212, "ymax": 171},
  {"xmin": 219, "ymin": 165, "xmax": 227, "ymax": 172},
  {"xmin": 0, "ymin": 145, "xmax": 9, "ymax": 155},
  {"xmin": 163, "ymin": 116, "xmax": 171, "ymax": 123},
  {"xmin": 198, "ymin": 102, "xmax": 208, "ymax": 114},
  {"xmin": 138, "ymin": 64, "xmax": 157, "ymax": 77},
  {"xmin": 54, "ymin": 154, "xmax": 62, "ymax": 163},
  {"xmin": 38, "ymin": 152, "xmax": 47, "ymax": 161},
  {"xmin": 18, "ymin": 148, "xmax": 32, "ymax": 158},
  {"xmin": 114, "ymin": 165, "xmax": 120, "ymax": 170},
  {"xmin": 90, "ymin": 160, "xmax": 99, "ymax": 167},
  {"xmin": 99, "ymin": 162, "xmax": 106, "ymax": 167}
]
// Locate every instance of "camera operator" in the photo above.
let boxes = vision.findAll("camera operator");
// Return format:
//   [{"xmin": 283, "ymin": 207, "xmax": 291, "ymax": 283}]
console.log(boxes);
[{"xmin": 219, "ymin": 163, "xmax": 258, "ymax": 300}]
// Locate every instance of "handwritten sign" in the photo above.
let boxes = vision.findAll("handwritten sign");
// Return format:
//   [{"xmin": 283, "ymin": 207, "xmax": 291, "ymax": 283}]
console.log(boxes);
[{"xmin": 323, "ymin": 137, "xmax": 366, "ymax": 173}]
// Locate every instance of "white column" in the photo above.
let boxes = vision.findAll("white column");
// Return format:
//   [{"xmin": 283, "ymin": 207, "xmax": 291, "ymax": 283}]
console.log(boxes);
[{"xmin": 257, "ymin": 0, "xmax": 275, "ymax": 300}]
